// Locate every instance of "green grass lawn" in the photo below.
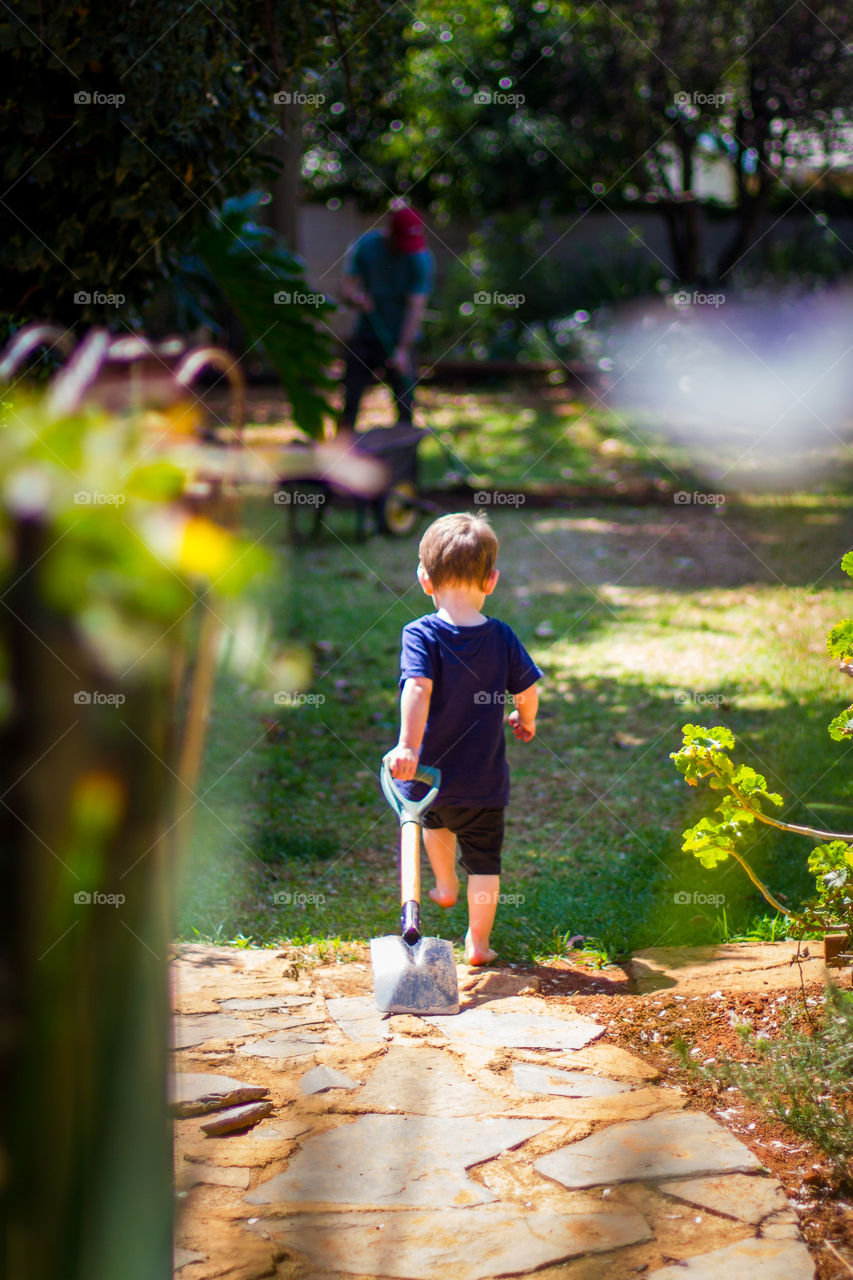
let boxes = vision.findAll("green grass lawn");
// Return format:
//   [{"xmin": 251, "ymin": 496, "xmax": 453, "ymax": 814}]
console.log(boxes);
[{"xmin": 176, "ymin": 392, "xmax": 853, "ymax": 965}]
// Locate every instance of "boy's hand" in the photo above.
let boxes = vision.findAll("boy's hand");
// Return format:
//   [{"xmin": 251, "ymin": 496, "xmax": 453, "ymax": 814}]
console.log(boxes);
[
  {"xmin": 509, "ymin": 710, "xmax": 535, "ymax": 742},
  {"xmin": 387, "ymin": 746, "xmax": 419, "ymax": 780}
]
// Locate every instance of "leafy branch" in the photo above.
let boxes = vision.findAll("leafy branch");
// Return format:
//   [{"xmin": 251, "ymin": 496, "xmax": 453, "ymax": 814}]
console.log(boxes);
[{"xmin": 670, "ymin": 551, "xmax": 853, "ymax": 936}]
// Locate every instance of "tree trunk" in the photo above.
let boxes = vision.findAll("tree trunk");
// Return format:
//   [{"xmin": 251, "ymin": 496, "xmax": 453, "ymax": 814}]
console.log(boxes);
[{"xmin": 271, "ymin": 100, "xmax": 304, "ymax": 255}]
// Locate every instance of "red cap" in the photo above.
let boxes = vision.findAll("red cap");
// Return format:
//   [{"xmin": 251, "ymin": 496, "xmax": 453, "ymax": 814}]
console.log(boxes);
[{"xmin": 389, "ymin": 206, "xmax": 426, "ymax": 254}]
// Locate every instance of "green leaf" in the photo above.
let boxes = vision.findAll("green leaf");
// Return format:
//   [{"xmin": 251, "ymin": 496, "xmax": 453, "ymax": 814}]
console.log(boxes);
[
  {"xmin": 194, "ymin": 194, "xmax": 336, "ymax": 438},
  {"xmin": 828, "ymin": 705, "xmax": 853, "ymax": 742},
  {"xmin": 827, "ymin": 619, "xmax": 853, "ymax": 660}
]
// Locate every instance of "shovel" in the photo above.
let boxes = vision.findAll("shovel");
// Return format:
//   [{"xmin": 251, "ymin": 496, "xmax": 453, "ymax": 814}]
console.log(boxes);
[{"xmin": 371, "ymin": 756, "xmax": 460, "ymax": 1015}]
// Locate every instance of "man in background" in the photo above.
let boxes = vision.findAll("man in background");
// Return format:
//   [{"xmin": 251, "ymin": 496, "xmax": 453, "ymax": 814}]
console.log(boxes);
[{"xmin": 339, "ymin": 205, "xmax": 434, "ymax": 431}]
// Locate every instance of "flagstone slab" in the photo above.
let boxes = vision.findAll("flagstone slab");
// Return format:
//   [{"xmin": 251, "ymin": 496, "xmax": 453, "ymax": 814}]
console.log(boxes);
[
  {"xmin": 423, "ymin": 1006, "xmax": 605, "ymax": 1051},
  {"xmin": 346, "ymin": 1046, "xmax": 507, "ymax": 1115},
  {"xmin": 647, "ymin": 1236, "xmax": 815, "ymax": 1280},
  {"xmin": 174, "ymin": 1248, "xmax": 205, "ymax": 1270},
  {"xmin": 661, "ymin": 1173, "xmax": 789, "ymax": 1223},
  {"xmin": 169, "ymin": 1073, "xmax": 269, "ymax": 1117},
  {"xmin": 512, "ymin": 1062, "xmax": 632, "ymax": 1098},
  {"xmin": 218, "ymin": 995, "xmax": 313, "ymax": 1010},
  {"xmin": 535, "ymin": 1110, "xmax": 762, "ymax": 1189},
  {"xmin": 172, "ymin": 1014, "xmax": 261, "ymax": 1048},
  {"xmin": 245, "ymin": 1114, "xmax": 552, "ymax": 1208},
  {"xmin": 250, "ymin": 1203, "xmax": 652, "ymax": 1280},
  {"xmin": 184, "ymin": 1162, "xmax": 252, "ymax": 1189},
  {"xmin": 200, "ymin": 1101, "xmax": 274, "ymax": 1135},
  {"xmin": 326, "ymin": 996, "xmax": 394, "ymax": 1043},
  {"xmin": 236, "ymin": 1031, "xmax": 325, "ymax": 1060},
  {"xmin": 300, "ymin": 1065, "xmax": 363, "ymax": 1095}
]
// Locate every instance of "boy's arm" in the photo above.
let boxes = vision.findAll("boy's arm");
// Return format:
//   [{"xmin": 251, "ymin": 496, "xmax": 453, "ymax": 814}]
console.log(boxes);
[
  {"xmin": 387, "ymin": 676, "xmax": 433, "ymax": 779},
  {"xmin": 509, "ymin": 682, "xmax": 538, "ymax": 742}
]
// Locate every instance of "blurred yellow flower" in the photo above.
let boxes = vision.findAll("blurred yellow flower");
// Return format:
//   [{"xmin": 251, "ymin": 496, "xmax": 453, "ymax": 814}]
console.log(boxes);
[{"xmin": 179, "ymin": 515, "xmax": 235, "ymax": 579}]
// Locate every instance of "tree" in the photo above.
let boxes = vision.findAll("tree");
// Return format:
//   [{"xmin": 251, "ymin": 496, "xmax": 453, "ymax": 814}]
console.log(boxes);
[
  {"xmin": 0, "ymin": 0, "xmax": 403, "ymax": 328},
  {"xmin": 307, "ymin": 0, "xmax": 853, "ymax": 285}
]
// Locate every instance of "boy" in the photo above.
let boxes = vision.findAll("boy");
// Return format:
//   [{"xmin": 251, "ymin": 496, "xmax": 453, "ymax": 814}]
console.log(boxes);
[{"xmin": 386, "ymin": 512, "xmax": 541, "ymax": 965}]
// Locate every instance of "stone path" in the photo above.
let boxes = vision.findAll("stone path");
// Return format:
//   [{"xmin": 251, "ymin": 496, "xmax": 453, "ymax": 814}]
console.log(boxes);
[{"xmin": 170, "ymin": 944, "xmax": 816, "ymax": 1280}]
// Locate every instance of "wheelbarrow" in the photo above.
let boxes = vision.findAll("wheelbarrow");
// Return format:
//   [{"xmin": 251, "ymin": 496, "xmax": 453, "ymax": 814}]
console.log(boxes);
[{"xmin": 276, "ymin": 421, "xmax": 436, "ymax": 542}]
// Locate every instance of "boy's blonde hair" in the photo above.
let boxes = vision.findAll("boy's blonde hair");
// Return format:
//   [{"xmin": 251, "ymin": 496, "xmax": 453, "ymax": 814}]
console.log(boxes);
[{"xmin": 418, "ymin": 512, "xmax": 498, "ymax": 589}]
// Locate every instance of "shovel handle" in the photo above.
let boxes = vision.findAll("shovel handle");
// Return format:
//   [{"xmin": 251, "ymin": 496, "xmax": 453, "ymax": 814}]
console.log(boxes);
[
  {"xmin": 380, "ymin": 756, "xmax": 441, "ymax": 824},
  {"xmin": 400, "ymin": 820, "xmax": 421, "ymax": 913}
]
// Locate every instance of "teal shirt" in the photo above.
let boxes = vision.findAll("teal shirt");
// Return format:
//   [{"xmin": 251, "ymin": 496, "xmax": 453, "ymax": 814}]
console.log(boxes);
[{"xmin": 346, "ymin": 231, "xmax": 434, "ymax": 349}]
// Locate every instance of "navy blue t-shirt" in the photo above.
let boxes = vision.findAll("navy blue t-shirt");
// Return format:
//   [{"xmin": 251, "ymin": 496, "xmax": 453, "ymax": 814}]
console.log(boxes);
[{"xmin": 398, "ymin": 614, "xmax": 542, "ymax": 808}]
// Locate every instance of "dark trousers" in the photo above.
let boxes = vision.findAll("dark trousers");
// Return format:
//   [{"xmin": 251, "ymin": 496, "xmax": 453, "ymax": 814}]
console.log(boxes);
[{"xmin": 340, "ymin": 333, "xmax": 418, "ymax": 429}]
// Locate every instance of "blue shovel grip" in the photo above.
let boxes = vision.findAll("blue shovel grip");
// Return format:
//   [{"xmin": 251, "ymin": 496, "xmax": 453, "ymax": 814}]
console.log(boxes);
[{"xmin": 380, "ymin": 755, "xmax": 441, "ymax": 824}]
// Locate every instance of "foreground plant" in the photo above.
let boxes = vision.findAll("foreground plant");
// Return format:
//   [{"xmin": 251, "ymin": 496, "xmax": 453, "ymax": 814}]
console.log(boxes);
[
  {"xmin": 675, "ymin": 982, "xmax": 853, "ymax": 1184},
  {"xmin": 671, "ymin": 552, "xmax": 853, "ymax": 943}
]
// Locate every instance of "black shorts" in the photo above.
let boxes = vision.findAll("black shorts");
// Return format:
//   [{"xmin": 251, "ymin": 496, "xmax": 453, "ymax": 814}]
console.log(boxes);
[{"xmin": 421, "ymin": 805, "xmax": 504, "ymax": 876}]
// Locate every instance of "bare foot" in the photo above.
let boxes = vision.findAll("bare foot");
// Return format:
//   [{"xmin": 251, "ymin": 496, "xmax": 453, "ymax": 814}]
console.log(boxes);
[
  {"xmin": 464, "ymin": 931, "xmax": 497, "ymax": 965},
  {"xmin": 429, "ymin": 882, "xmax": 458, "ymax": 908}
]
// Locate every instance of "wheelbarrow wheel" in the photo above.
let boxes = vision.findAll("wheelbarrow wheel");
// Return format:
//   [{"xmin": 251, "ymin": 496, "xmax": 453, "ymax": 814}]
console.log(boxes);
[{"xmin": 380, "ymin": 480, "xmax": 420, "ymax": 537}]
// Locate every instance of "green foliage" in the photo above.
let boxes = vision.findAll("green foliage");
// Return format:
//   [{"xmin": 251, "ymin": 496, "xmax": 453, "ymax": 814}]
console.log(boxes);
[
  {"xmin": 677, "ymin": 984, "xmax": 853, "ymax": 1183},
  {"xmin": 0, "ymin": 396, "xmax": 270, "ymax": 681},
  {"xmin": 424, "ymin": 217, "xmax": 668, "ymax": 363},
  {"xmin": 1, "ymin": 0, "xmax": 401, "ymax": 326},
  {"xmin": 312, "ymin": 0, "xmax": 853, "ymax": 283},
  {"xmin": 671, "ymin": 552, "xmax": 853, "ymax": 935},
  {"xmin": 192, "ymin": 193, "xmax": 336, "ymax": 437}
]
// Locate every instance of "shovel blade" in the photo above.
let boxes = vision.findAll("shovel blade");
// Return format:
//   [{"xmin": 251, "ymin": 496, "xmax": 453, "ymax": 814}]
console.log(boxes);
[{"xmin": 370, "ymin": 934, "xmax": 459, "ymax": 1015}]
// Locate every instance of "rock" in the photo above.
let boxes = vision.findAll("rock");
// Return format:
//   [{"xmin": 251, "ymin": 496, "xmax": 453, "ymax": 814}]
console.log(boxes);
[
  {"xmin": 246, "ymin": 1114, "xmax": 552, "ymax": 1208},
  {"xmin": 326, "ymin": 996, "xmax": 393, "ymax": 1043},
  {"xmin": 631, "ymin": 942, "xmax": 825, "ymax": 996},
  {"xmin": 535, "ymin": 1110, "xmax": 762, "ymax": 1190},
  {"xmin": 423, "ymin": 1006, "xmax": 605, "ymax": 1051},
  {"xmin": 761, "ymin": 1214, "xmax": 802, "ymax": 1240},
  {"xmin": 249, "ymin": 1203, "xmax": 651, "ymax": 1280},
  {"xmin": 180, "ymin": 1162, "xmax": 251, "ymax": 1189},
  {"xmin": 562, "ymin": 1043, "xmax": 660, "ymax": 1081},
  {"xmin": 200, "ymin": 1101, "xmax": 274, "ymax": 1135},
  {"xmin": 173, "ymin": 1248, "xmax": 205, "ymax": 1269},
  {"xmin": 236, "ymin": 1031, "xmax": 325, "ymax": 1059},
  {"xmin": 300, "ymin": 1066, "xmax": 363, "ymax": 1095},
  {"xmin": 344, "ymin": 1046, "xmax": 507, "ymax": 1115},
  {"xmin": 169, "ymin": 1073, "xmax": 269, "ymax": 1117},
  {"xmin": 171, "ymin": 1014, "xmax": 260, "ymax": 1048},
  {"xmin": 217, "ymin": 995, "xmax": 313, "ymax": 1009},
  {"xmin": 661, "ymin": 1173, "xmax": 789, "ymax": 1223},
  {"xmin": 512, "ymin": 1062, "xmax": 632, "ymax": 1098},
  {"xmin": 646, "ymin": 1236, "xmax": 815, "ymax": 1279}
]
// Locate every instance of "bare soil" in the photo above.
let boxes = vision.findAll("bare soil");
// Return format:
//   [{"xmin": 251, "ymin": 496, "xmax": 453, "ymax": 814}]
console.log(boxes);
[{"xmin": 532, "ymin": 957, "xmax": 853, "ymax": 1280}]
